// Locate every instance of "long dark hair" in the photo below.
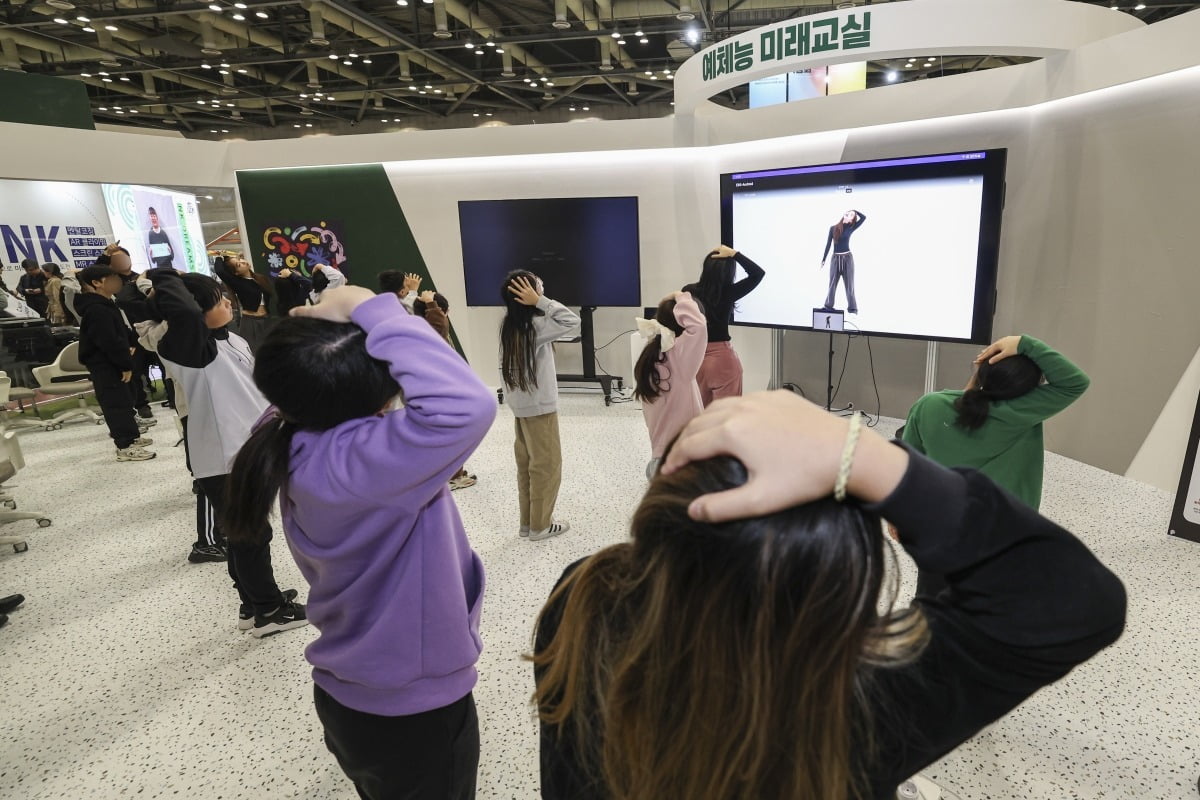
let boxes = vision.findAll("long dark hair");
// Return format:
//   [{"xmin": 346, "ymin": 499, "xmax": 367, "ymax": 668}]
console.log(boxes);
[
  {"xmin": 633, "ymin": 297, "xmax": 685, "ymax": 403},
  {"xmin": 533, "ymin": 453, "xmax": 929, "ymax": 800},
  {"xmin": 221, "ymin": 317, "xmax": 400, "ymax": 543},
  {"xmin": 685, "ymin": 253, "xmax": 735, "ymax": 315},
  {"xmin": 500, "ymin": 269, "xmax": 541, "ymax": 392},
  {"xmin": 42, "ymin": 263, "xmax": 64, "ymax": 278},
  {"xmin": 954, "ymin": 355, "xmax": 1043, "ymax": 431}
]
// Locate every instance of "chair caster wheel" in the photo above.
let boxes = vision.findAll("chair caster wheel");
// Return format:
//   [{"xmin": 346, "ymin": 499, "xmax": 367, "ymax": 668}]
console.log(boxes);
[
  {"xmin": 36, "ymin": 518, "xmax": 51, "ymax": 528},
  {"xmin": 13, "ymin": 542, "xmax": 28, "ymax": 553}
]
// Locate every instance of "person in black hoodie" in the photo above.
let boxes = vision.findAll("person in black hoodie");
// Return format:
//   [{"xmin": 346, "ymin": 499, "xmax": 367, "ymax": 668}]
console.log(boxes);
[
  {"xmin": 94, "ymin": 245, "xmax": 157, "ymax": 418},
  {"xmin": 75, "ymin": 266, "xmax": 157, "ymax": 462},
  {"xmin": 17, "ymin": 259, "xmax": 50, "ymax": 318}
]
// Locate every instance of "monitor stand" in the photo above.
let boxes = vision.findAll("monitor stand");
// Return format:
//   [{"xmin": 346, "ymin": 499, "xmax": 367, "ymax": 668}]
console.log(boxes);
[{"xmin": 556, "ymin": 306, "xmax": 622, "ymax": 406}]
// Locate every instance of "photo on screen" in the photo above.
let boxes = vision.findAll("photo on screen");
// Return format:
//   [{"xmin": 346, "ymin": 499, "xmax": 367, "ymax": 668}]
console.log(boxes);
[
  {"xmin": 721, "ymin": 150, "xmax": 1006, "ymax": 344},
  {"xmin": 102, "ymin": 183, "xmax": 210, "ymax": 274},
  {"xmin": 459, "ymin": 197, "xmax": 641, "ymax": 307}
]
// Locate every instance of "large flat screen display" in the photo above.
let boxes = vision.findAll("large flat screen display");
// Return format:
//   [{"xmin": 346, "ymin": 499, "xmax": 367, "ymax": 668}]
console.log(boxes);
[
  {"xmin": 721, "ymin": 149, "xmax": 1006, "ymax": 344},
  {"xmin": 102, "ymin": 183, "xmax": 210, "ymax": 274},
  {"xmin": 460, "ymin": 197, "xmax": 641, "ymax": 307}
]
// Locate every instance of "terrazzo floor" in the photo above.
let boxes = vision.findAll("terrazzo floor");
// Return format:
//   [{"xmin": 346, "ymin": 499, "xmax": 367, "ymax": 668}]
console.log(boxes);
[{"xmin": 0, "ymin": 393, "xmax": 1197, "ymax": 799}]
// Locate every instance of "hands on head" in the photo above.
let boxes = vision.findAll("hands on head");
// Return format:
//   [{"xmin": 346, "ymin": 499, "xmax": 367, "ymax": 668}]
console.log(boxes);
[
  {"xmin": 712, "ymin": 244, "xmax": 737, "ymax": 259},
  {"xmin": 661, "ymin": 391, "xmax": 908, "ymax": 523},
  {"xmin": 975, "ymin": 335, "xmax": 1022, "ymax": 365},
  {"xmin": 289, "ymin": 285, "xmax": 377, "ymax": 323},
  {"xmin": 418, "ymin": 290, "xmax": 436, "ymax": 304},
  {"xmin": 403, "ymin": 273, "xmax": 422, "ymax": 294},
  {"xmin": 507, "ymin": 276, "xmax": 541, "ymax": 306}
]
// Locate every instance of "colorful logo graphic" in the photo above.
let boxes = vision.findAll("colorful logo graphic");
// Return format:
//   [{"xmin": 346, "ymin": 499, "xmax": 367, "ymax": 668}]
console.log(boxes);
[{"xmin": 261, "ymin": 221, "xmax": 347, "ymax": 278}]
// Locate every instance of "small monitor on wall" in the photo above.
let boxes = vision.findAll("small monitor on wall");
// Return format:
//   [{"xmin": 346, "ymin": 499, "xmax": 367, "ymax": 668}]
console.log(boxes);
[
  {"xmin": 459, "ymin": 196, "xmax": 641, "ymax": 308},
  {"xmin": 721, "ymin": 149, "xmax": 1007, "ymax": 344}
]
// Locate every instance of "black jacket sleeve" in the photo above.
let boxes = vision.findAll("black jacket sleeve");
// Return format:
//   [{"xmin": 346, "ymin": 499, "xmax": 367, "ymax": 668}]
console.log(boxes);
[
  {"xmin": 822, "ymin": 227, "xmax": 835, "ymax": 262},
  {"xmin": 83, "ymin": 304, "xmax": 135, "ymax": 371},
  {"xmin": 146, "ymin": 269, "xmax": 217, "ymax": 369},
  {"xmin": 862, "ymin": 446, "xmax": 1126, "ymax": 795},
  {"xmin": 729, "ymin": 252, "xmax": 766, "ymax": 302}
]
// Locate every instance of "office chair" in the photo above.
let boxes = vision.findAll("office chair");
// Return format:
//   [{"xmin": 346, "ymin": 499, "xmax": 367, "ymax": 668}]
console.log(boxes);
[
  {"xmin": 31, "ymin": 341, "xmax": 102, "ymax": 431},
  {"xmin": 0, "ymin": 372, "xmax": 44, "ymax": 433},
  {"xmin": 0, "ymin": 430, "xmax": 52, "ymax": 553}
]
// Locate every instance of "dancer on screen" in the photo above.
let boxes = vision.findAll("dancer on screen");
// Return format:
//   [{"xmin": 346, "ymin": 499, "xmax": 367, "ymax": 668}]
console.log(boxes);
[
  {"xmin": 682, "ymin": 244, "xmax": 765, "ymax": 406},
  {"xmin": 820, "ymin": 209, "xmax": 866, "ymax": 314}
]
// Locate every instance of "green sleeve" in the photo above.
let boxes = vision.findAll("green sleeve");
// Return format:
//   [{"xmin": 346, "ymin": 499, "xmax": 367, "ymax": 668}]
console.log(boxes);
[
  {"xmin": 1000, "ymin": 336, "xmax": 1091, "ymax": 424},
  {"xmin": 901, "ymin": 398, "xmax": 927, "ymax": 453}
]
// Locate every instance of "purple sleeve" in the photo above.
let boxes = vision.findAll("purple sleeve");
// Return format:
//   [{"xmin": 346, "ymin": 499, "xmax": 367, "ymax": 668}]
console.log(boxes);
[{"xmin": 319, "ymin": 293, "xmax": 496, "ymax": 503}]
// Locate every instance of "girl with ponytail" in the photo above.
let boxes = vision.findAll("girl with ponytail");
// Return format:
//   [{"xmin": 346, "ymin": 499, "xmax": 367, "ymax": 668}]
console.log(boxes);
[
  {"xmin": 633, "ymin": 291, "xmax": 706, "ymax": 478},
  {"xmin": 224, "ymin": 285, "xmax": 496, "ymax": 800},
  {"xmin": 901, "ymin": 334, "xmax": 1090, "ymax": 595}
]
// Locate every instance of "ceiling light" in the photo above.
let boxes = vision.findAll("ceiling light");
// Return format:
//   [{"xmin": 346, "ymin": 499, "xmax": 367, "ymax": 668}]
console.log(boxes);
[
  {"xmin": 485, "ymin": 41, "xmax": 495, "ymax": 48},
  {"xmin": 418, "ymin": 90, "xmax": 427, "ymax": 94},
  {"xmin": 662, "ymin": 68, "xmax": 670, "ymax": 74},
  {"xmin": 129, "ymin": 109, "xmax": 138, "ymax": 114},
  {"xmin": 201, "ymin": 63, "xmax": 212, "ymax": 69},
  {"xmin": 119, "ymin": 76, "xmax": 130, "ymax": 81},
  {"xmin": 115, "ymin": 110, "xmax": 124, "ymax": 114},
  {"xmin": 221, "ymin": 129, "xmax": 229, "ymax": 133},
  {"xmin": 226, "ymin": 103, "xmax": 234, "ymax": 107},
  {"xmin": 208, "ymin": 3, "xmax": 222, "ymax": 10},
  {"xmin": 422, "ymin": 0, "xmax": 433, "ymax": 4},
  {"xmin": 112, "ymin": 105, "xmax": 121, "ymax": 109},
  {"xmin": 82, "ymin": 26, "xmax": 95, "ymax": 33},
  {"xmin": 219, "ymin": 69, "xmax": 230, "ymax": 74},
  {"xmin": 237, "ymin": 68, "xmax": 247, "ymax": 73},
  {"xmin": 101, "ymin": 77, "xmax": 112, "ymax": 82},
  {"xmin": 474, "ymin": 49, "xmax": 483, "ymax": 55},
  {"xmin": 464, "ymin": 42, "xmax": 474, "ymax": 49},
  {"xmin": 348, "ymin": 53, "xmax": 358, "ymax": 58},
  {"xmin": 424, "ymin": 83, "xmax": 432, "ymax": 88},
  {"xmin": 617, "ymin": 38, "xmax": 626, "ymax": 45},
  {"xmin": 569, "ymin": 106, "xmax": 576, "ymax": 111},
  {"xmin": 905, "ymin": 64, "xmax": 913, "ymax": 69},
  {"xmin": 76, "ymin": 15, "xmax": 89, "ymax": 21},
  {"xmin": 81, "ymin": 71, "xmax": 92, "ymax": 77},
  {"xmin": 97, "ymin": 106, "xmax": 107, "ymax": 111},
  {"xmin": 684, "ymin": 27, "xmax": 700, "ymax": 45},
  {"xmin": 485, "ymin": 111, "xmax": 492, "ymax": 116},
  {"xmin": 886, "ymin": 71, "xmax": 898, "ymax": 82},
  {"xmin": 105, "ymin": 25, "xmax": 118, "ymax": 31},
  {"xmin": 397, "ymin": 0, "xmax": 408, "ymax": 4},
  {"xmin": 54, "ymin": 18, "xmax": 70, "ymax": 24},
  {"xmin": 1134, "ymin": 2, "xmax": 1146, "ymax": 7},
  {"xmin": 328, "ymin": 54, "xmax": 339, "ymax": 60},
  {"xmin": 294, "ymin": 123, "xmax": 301, "ymax": 128},
  {"xmin": 255, "ymin": 10, "xmax": 268, "ymax": 18},
  {"xmin": 363, "ymin": 58, "xmax": 372, "ymax": 63},
  {"xmin": 639, "ymin": 37, "xmax": 649, "ymax": 44},
  {"xmin": 433, "ymin": 88, "xmax": 442, "ymax": 93},
  {"xmin": 545, "ymin": 81, "xmax": 554, "ymax": 86},
  {"xmin": 408, "ymin": 85, "xmax": 417, "ymax": 90},
  {"xmin": 342, "ymin": 59, "xmax": 352, "ymax": 65},
  {"xmin": 220, "ymin": 62, "xmax": 230, "ymax": 67},
  {"xmin": 306, "ymin": 123, "xmax": 313, "ymax": 127},
  {"xmin": 326, "ymin": 95, "xmax": 334, "ymax": 101},
  {"xmin": 234, "ymin": 2, "xmax": 247, "ymax": 7},
  {"xmin": 231, "ymin": 13, "xmax": 245, "ymax": 20},
  {"xmin": 611, "ymin": 30, "xmax": 620, "ymax": 38},
  {"xmin": 210, "ymin": 129, "xmax": 218, "ymax": 133},
  {"xmin": 197, "ymin": 100, "xmax": 207, "ymax": 104},
  {"xmin": 46, "ymin": 0, "xmax": 76, "ymax": 9},
  {"xmin": 582, "ymin": 105, "xmax": 589, "ymax": 110},
  {"xmin": 299, "ymin": 93, "xmax": 308, "ymax": 98}
]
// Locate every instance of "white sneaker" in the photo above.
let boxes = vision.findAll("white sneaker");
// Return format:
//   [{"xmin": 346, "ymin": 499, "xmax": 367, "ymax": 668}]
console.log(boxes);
[
  {"xmin": 116, "ymin": 445, "xmax": 156, "ymax": 462},
  {"xmin": 132, "ymin": 436, "xmax": 154, "ymax": 447},
  {"xmin": 519, "ymin": 525, "xmax": 530, "ymax": 538},
  {"xmin": 529, "ymin": 521, "xmax": 570, "ymax": 542},
  {"xmin": 137, "ymin": 418, "xmax": 159, "ymax": 429}
]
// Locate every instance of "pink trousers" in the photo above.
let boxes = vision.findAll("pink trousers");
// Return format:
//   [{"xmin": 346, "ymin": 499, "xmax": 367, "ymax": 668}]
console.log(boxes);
[{"xmin": 696, "ymin": 341, "xmax": 743, "ymax": 407}]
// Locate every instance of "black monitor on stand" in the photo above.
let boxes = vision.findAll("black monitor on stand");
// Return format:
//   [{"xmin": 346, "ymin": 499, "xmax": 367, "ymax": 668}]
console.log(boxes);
[{"xmin": 555, "ymin": 306, "xmax": 623, "ymax": 406}]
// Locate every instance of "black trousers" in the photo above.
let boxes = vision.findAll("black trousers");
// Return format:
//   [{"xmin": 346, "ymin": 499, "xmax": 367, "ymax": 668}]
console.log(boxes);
[
  {"xmin": 196, "ymin": 474, "xmax": 285, "ymax": 615},
  {"xmin": 87, "ymin": 361, "xmax": 140, "ymax": 449},
  {"xmin": 314, "ymin": 686, "xmax": 479, "ymax": 800}
]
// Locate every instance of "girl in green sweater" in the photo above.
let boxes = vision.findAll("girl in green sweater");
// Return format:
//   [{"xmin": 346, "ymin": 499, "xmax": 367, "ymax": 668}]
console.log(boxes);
[{"xmin": 901, "ymin": 334, "xmax": 1090, "ymax": 595}]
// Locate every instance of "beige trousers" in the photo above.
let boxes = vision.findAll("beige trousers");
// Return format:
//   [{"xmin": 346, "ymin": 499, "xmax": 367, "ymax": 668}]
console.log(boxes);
[{"xmin": 514, "ymin": 412, "xmax": 562, "ymax": 532}]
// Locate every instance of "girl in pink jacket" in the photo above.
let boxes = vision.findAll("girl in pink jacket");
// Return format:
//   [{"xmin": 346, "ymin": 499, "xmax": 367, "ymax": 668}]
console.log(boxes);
[{"xmin": 634, "ymin": 291, "xmax": 707, "ymax": 478}]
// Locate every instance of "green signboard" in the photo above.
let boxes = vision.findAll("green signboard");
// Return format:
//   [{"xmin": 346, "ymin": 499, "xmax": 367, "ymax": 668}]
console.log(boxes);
[{"xmin": 702, "ymin": 12, "xmax": 873, "ymax": 82}]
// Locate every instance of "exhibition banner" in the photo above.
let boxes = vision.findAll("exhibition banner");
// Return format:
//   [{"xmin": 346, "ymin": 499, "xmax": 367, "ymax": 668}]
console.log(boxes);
[
  {"xmin": 1169, "ymin": 391, "xmax": 1200, "ymax": 545},
  {"xmin": 102, "ymin": 183, "xmax": 209, "ymax": 274},
  {"xmin": 0, "ymin": 179, "xmax": 113, "ymax": 286}
]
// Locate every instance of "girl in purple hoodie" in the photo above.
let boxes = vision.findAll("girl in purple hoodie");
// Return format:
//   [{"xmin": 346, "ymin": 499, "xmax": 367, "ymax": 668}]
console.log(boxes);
[{"xmin": 223, "ymin": 285, "xmax": 496, "ymax": 800}]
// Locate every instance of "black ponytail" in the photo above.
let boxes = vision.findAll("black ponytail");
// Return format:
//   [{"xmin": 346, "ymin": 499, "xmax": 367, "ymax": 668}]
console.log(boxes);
[
  {"xmin": 953, "ymin": 389, "xmax": 992, "ymax": 431},
  {"xmin": 954, "ymin": 354, "xmax": 1043, "ymax": 431},
  {"xmin": 633, "ymin": 296, "xmax": 686, "ymax": 404},
  {"xmin": 222, "ymin": 416, "xmax": 297, "ymax": 544},
  {"xmin": 634, "ymin": 337, "xmax": 670, "ymax": 403}
]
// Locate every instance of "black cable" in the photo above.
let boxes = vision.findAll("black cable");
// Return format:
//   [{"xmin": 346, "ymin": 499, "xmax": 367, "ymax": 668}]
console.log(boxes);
[
  {"xmin": 830, "ymin": 330, "xmax": 856, "ymax": 403},
  {"xmin": 863, "ymin": 332, "xmax": 882, "ymax": 428},
  {"xmin": 595, "ymin": 329, "xmax": 637, "ymax": 351}
]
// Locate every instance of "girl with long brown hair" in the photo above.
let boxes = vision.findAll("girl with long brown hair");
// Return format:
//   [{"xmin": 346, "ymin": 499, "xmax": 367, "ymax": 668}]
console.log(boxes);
[
  {"xmin": 533, "ymin": 391, "xmax": 1125, "ymax": 800},
  {"xmin": 820, "ymin": 209, "xmax": 866, "ymax": 314}
]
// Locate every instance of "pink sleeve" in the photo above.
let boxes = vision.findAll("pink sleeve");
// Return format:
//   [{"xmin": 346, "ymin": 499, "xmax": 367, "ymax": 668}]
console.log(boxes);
[{"xmin": 669, "ymin": 293, "xmax": 707, "ymax": 379}]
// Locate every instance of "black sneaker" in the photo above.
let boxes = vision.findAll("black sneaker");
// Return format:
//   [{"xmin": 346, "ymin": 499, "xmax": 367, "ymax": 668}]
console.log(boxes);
[
  {"xmin": 0, "ymin": 594, "xmax": 24, "ymax": 614},
  {"xmin": 188, "ymin": 543, "xmax": 227, "ymax": 564},
  {"xmin": 251, "ymin": 599, "xmax": 309, "ymax": 639},
  {"xmin": 137, "ymin": 405, "xmax": 154, "ymax": 419},
  {"xmin": 238, "ymin": 589, "xmax": 299, "ymax": 632}
]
